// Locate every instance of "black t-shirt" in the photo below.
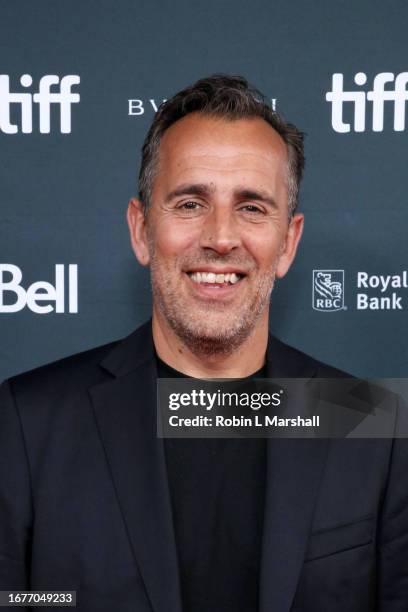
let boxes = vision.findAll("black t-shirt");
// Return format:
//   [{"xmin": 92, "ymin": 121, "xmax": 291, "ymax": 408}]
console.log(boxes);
[{"xmin": 157, "ymin": 356, "xmax": 267, "ymax": 612}]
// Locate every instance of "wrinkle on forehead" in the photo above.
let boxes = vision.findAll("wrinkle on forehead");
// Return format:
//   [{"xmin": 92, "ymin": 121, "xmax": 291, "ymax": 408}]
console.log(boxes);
[
  {"xmin": 171, "ymin": 156, "xmax": 285, "ymax": 176},
  {"xmin": 173, "ymin": 151, "xmax": 285, "ymax": 168},
  {"xmin": 159, "ymin": 114, "xmax": 288, "ymax": 165}
]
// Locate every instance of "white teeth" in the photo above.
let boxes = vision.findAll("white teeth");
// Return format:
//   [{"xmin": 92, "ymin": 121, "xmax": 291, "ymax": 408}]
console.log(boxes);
[{"xmin": 189, "ymin": 271, "xmax": 242, "ymax": 285}]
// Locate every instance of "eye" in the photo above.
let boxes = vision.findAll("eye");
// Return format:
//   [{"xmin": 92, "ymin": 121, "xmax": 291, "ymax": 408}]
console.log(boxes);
[
  {"xmin": 239, "ymin": 204, "xmax": 265, "ymax": 214},
  {"xmin": 177, "ymin": 201, "xmax": 203, "ymax": 211}
]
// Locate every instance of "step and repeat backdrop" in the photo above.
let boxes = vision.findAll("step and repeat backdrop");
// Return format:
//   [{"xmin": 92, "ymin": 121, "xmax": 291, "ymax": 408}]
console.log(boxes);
[{"xmin": 1, "ymin": 0, "xmax": 407, "ymax": 380}]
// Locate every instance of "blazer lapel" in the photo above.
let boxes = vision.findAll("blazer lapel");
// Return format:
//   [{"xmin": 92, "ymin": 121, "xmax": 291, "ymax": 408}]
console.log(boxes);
[
  {"xmin": 259, "ymin": 336, "xmax": 330, "ymax": 612},
  {"xmin": 89, "ymin": 322, "xmax": 182, "ymax": 612}
]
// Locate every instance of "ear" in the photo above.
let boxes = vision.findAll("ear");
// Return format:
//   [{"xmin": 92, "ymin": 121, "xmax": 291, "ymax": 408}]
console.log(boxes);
[
  {"xmin": 276, "ymin": 213, "xmax": 304, "ymax": 278},
  {"xmin": 127, "ymin": 198, "xmax": 150, "ymax": 266}
]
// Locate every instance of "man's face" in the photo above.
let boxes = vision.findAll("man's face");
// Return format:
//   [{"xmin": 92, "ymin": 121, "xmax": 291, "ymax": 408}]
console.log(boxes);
[{"xmin": 129, "ymin": 113, "xmax": 303, "ymax": 354}]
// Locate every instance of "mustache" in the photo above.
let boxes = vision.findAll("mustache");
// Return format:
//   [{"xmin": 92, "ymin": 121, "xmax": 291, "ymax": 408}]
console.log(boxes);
[{"xmin": 180, "ymin": 251, "xmax": 256, "ymax": 273}]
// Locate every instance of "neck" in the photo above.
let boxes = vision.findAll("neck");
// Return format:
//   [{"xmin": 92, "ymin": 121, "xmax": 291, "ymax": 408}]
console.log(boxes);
[{"xmin": 152, "ymin": 310, "xmax": 269, "ymax": 378}]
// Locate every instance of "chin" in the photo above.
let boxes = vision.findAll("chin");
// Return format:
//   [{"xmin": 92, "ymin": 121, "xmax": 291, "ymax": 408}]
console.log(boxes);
[{"xmin": 171, "ymin": 317, "xmax": 256, "ymax": 357}]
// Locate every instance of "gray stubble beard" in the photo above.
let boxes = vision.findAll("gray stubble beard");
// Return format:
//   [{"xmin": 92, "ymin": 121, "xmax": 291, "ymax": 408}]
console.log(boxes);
[{"xmin": 149, "ymin": 251, "xmax": 278, "ymax": 358}]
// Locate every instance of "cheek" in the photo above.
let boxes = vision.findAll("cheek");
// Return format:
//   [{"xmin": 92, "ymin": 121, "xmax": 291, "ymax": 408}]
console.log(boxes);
[
  {"xmin": 241, "ymin": 231, "xmax": 283, "ymax": 270},
  {"xmin": 152, "ymin": 220, "xmax": 199, "ymax": 258}
]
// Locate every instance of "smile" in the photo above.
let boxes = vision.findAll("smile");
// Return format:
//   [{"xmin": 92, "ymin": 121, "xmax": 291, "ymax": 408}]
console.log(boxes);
[{"xmin": 187, "ymin": 271, "xmax": 245, "ymax": 285}]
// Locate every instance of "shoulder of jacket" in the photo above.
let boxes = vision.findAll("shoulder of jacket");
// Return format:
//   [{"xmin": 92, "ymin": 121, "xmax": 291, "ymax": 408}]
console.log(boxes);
[
  {"xmin": 267, "ymin": 334, "xmax": 351, "ymax": 378},
  {"xmin": 6, "ymin": 339, "xmax": 120, "ymax": 402}
]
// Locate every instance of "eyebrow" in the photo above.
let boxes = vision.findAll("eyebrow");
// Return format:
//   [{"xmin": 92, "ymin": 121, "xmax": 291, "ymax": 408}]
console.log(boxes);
[
  {"xmin": 235, "ymin": 188, "xmax": 278, "ymax": 210},
  {"xmin": 165, "ymin": 183, "xmax": 213, "ymax": 202},
  {"xmin": 165, "ymin": 183, "xmax": 278, "ymax": 210}
]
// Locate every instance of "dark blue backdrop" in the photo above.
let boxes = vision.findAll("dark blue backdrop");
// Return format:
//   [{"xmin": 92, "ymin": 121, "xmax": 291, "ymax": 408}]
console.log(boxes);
[{"xmin": 1, "ymin": 0, "xmax": 407, "ymax": 380}]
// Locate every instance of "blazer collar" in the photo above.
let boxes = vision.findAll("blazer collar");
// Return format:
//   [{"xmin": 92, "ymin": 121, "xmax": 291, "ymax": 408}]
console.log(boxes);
[
  {"xmin": 99, "ymin": 319, "xmax": 155, "ymax": 378},
  {"xmin": 265, "ymin": 333, "xmax": 318, "ymax": 379}
]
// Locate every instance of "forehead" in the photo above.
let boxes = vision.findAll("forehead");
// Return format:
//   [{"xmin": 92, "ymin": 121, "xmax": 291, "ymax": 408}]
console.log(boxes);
[{"xmin": 155, "ymin": 113, "xmax": 288, "ymax": 186}]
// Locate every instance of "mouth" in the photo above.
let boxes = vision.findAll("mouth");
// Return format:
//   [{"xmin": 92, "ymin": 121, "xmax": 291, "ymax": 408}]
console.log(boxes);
[
  {"xmin": 186, "ymin": 270, "xmax": 246, "ymax": 286},
  {"xmin": 184, "ymin": 270, "xmax": 247, "ymax": 301}
]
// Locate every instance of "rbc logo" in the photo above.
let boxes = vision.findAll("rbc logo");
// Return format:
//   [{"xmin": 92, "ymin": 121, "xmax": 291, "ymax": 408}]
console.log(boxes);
[
  {"xmin": 0, "ymin": 74, "xmax": 80, "ymax": 134},
  {"xmin": 313, "ymin": 270, "xmax": 345, "ymax": 312},
  {"xmin": 325, "ymin": 72, "xmax": 408, "ymax": 132}
]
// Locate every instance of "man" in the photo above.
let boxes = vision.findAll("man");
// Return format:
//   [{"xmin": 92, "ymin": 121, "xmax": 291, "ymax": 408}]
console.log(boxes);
[{"xmin": 0, "ymin": 75, "xmax": 407, "ymax": 611}]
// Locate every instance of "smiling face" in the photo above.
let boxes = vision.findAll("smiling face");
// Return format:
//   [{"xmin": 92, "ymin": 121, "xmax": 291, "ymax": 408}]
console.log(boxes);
[{"xmin": 128, "ymin": 113, "xmax": 303, "ymax": 356}]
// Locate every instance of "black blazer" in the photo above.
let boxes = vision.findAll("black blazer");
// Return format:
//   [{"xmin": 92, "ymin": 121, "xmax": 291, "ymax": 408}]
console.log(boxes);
[{"xmin": 1, "ymin": 321, "xmax": 407, "ymax": 611}]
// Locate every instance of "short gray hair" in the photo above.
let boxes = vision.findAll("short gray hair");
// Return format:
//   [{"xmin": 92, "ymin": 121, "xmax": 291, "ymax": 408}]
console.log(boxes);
[{"xmin": 138, "ymin": 74, "xmax": 305, "ymax": 217}]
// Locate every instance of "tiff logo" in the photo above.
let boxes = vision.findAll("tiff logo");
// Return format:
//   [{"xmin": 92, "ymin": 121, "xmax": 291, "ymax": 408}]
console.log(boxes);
[
  {"xmin": 0, "ymin": 74, "xmax": 80, "ymax": 134},
  {"xmin": 325, "ymin": 72, "xmax": 408, "ymax": 132}
]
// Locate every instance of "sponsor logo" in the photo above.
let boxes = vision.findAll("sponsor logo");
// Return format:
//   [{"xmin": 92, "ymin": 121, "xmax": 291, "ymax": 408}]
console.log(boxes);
[
  {"xmin": 127, "ymin": 97, "xmax": 277, "ymax": 116},
  {"xmin": 0, "ymin": 264, "xmax": 78, "ymax": 313},
  {"xmin": 128, "ymin": 98, "xmax": 167, "ymax": 115},
  {"xmin": 312, "ymin": 269, "xmax": 407, "ymax": 312},
  {"xmin": 326, "ymin": 72, "xmax": 408, "ymax": 132},
  {"xmin": 356, "ymin": 271, "xmax": 406, "ymax": 310},
  {"xmin": 313, "ymin": 270, "xmax": 345, "ymax": 312},
  {"xmin": 0, "ymin": 74, "xmax": 80, "ymax": 134}
]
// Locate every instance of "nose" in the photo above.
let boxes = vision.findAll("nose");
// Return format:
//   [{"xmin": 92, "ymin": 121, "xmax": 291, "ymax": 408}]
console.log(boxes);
[{"xmin": 199, "ymin": 205, "xmax": 241, "ymax": 254}]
